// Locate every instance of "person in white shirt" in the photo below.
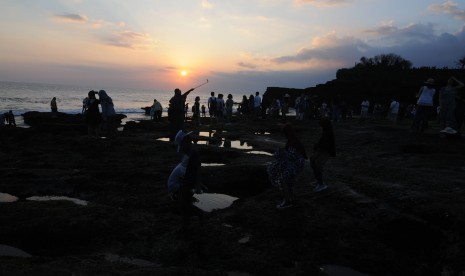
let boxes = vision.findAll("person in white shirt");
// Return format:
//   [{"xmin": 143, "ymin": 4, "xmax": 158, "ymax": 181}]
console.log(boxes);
[
  {"xmin": 360, "ymin": 100, "xmax": 370, "ymax": 120},
  {"xmin": 411, "ymin": 78, "xmax": 436, "ymax": 133},
  {"xmin": 389, "ymin": 99, "xmax": 400, "ymax": 124}
]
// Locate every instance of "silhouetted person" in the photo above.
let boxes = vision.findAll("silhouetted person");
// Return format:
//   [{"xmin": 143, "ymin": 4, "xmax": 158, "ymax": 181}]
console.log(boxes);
[
  {"xmin": 85, "ymin": 90, "xmax": 102, "ymax": 137},
  {"xmin": 168, "ymin": 87, "xmax": 194, "ymax": 140},
  {"xmin": 150, "ymin": 99, "xmax": 163, "ymax": 122},
  {"xmin": 201, "ymin": 104, "xmax": 206, "ymax": 118},
  {"xmin": 193, "ymin": 96, "xmax": 201, "ymax": 126},
  {"xmin": 50, "ymin": 97, "xmax": 58, "ymax": 112},
  {"xmin": 82, "ymin": 97, "xmax": 89, "ymax": 114},
  {"xmin": 7, "ymin": 110, "xmax": 16, "ymax": 127},
  {"xmin": 439, "ymin": 76, "xmax": 464, "ymax": 132},
  {"xmin": 99, "ymin": 90, "xmax": 116, "ymax": 138},
  {"xmin": 412, "ymin": 78, "xmax": 436, "ymax": 133},
  {"xmin": 311, "ymin": 118, "xmax": 336, "ymax": 192}
]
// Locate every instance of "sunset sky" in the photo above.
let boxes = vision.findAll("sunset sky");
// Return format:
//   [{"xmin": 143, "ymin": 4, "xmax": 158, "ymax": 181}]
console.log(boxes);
[{"xmin": 1, "ymin": 0, "xmax": 464, "ymax": 93}]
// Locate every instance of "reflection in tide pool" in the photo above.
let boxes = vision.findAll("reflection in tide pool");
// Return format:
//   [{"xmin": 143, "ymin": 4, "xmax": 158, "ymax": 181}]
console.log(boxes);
[
  {"xmin": 27, "ymin": 196, "xmax": 88, "ymax": 206},
  {"xmin": 193, "ymin": 193, "xmax": 238, "ymax": 212},
  {"xmin": 0, "ymin": 244, "xmax": 32, "ymax": 258},
  {"xmin": 320, "ymin": 265, "xmax": 371, "ymax": 276},
  {"xmin": 201, "ymin": 163, "xmax": 226, "ymax": 167},
  {"xmin": 0, "ymin": 192, "xmax": 18, "ymax": 203},
  {"xmin": 221, "ymin": 140, "xmax": 253, "ymax": 150},
  {"xmin": 246, "ymin": 151, "xmax": 273, "ymax": 156}
]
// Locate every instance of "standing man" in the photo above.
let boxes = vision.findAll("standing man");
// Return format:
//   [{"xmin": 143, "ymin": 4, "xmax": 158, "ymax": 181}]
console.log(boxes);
[
  {"xmin": 389, "ymin": 99, "xmax": 400, "ymax": 124},
  {"xmin": 360, "ymin": 99, "xmax": 370, "ymax": 121},
  {"xmin": 208, "ymin": 91, "xmax": 217, "ymax": 123},
  {"xmin": 168, "ymin": 87, "xmax": 194, "ymax": 140},
  {"xmin": 254, "ymin": 91, "xmax": 262, "ymax": 118},
  {"xmin": 50, "ymin": 97, "xmax": 58, "ymax": 112}
]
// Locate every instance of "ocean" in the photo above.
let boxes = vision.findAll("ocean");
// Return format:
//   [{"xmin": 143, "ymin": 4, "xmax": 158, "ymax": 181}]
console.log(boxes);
[{"xmin": 0, "ymin": 81, "xmax": 248, "ymax": 127}]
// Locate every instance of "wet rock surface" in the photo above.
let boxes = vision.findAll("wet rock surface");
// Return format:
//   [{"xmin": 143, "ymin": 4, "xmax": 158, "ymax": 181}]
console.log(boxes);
[{"xmin": 1, "ymin": 114, "xmax": 465, "ymax": 275}]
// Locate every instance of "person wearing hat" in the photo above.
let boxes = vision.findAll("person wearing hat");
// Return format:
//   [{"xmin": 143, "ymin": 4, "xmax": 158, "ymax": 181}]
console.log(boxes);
[
  {"xmin": 168, "ymin": 130, "xmax": 203, "ymax": 229},
  {"xmin": 168, "ymin": 88, "xmax": 195, "ymax": 140},
  {"xmin": 411, "ymin": 78, "xmax": 436, "ymax": 133}
]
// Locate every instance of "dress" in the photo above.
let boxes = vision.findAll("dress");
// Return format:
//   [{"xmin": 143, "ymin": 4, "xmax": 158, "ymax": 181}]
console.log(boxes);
[{"xmin": 267, "ymin": 146, "xmax": 306, "ymax": 189}]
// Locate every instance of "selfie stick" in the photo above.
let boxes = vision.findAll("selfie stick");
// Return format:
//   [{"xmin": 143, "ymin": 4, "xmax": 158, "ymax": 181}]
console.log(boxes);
[{"xmin": 193, "ymin": 79, "xmax": 209, "ymax": 89}]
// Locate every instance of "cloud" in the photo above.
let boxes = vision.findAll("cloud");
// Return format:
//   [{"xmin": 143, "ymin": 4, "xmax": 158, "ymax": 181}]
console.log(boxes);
[
  {"xmin": 202, "ymin": 0, "xmax": 214, "ymax": 9},
  {"xmin": 271, "ymin": 33, "xmax": 369, "ymax": 65},
  {"xmin": 103, "ymin": 31, "xmax": 152, "ymax": 50},
  {"xmin": 238, "ymin": 62, "xmax": 258, "ymax": 69},
  {"xmin": 53, "ymin": 14, "xmax": 88, "ymax": 23},
  {"xmin": 294, "ymin": 0, "xmax": 352, "ymax": 7},
  {"xmin": 364, "ymin": 22, "xmax": 435, "ymax": 46},
  {"xmin": 430, "ymin": 1, "xmax": 465, "ymax": 22},
  {"xmin": 52, "ymin": 13, "xmax": 152, "ymax": 50}
]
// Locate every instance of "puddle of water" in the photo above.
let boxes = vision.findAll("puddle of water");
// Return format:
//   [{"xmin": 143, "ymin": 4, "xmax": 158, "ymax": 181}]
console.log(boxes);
[
  {"xmin": 246, "ymin": 151, "xmax": 273, "ymax": 156},
  {"xmin": 26, "ymin": 196, "xmax": 88, "ymax": 206},
  {"xmin": 320, "ymin": 265, "xmax": 370, "ymax": 276},
  {"xmin": 201, "ymin": 163, "xmax": 226, "ymax": 167},
  {"xmin": 0, "ymin": 192, "xmax": 18, "ymax": 203},
  {"xmin": 193, "ymin": 193, "xmax": 238, "ymax": 212},
  {"xmin": 221, "ymin": 140, "xmax": 253, "ymax": 150},
  {"xmin": 0, "ymin": 244, "xmax": 32, "ymax": 258}
]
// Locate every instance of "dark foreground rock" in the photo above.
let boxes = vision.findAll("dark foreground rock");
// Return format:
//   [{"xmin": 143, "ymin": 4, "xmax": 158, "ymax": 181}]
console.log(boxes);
[{"xmin": 1, "ymin": 115, "xmax": 465, "ymax": 275}]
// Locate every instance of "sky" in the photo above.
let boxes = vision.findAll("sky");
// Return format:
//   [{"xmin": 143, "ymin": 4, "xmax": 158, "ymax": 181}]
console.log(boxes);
[{"xmin": 0, "ymin": 0, "xmax": 464, "ymax": 93}]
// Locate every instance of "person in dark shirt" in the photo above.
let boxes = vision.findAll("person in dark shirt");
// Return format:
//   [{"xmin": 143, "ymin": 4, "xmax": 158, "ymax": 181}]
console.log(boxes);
[
  {"xmin": 311, "ymin": 118, "xmax": 336, "ymax": 192},
  {"xmin": 168, "ymin": 88, "xmax": 194, "ymax": 140}
]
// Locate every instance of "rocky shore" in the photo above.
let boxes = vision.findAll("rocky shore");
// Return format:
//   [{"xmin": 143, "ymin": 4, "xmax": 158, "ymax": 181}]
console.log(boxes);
[{"xmin": 1, "ymin": 112, "xmax": 464, "ymax": 276}]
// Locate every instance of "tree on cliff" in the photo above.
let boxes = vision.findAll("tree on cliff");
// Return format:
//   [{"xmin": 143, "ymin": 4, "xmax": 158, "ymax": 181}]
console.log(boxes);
[{"xmin": 355, "ymin": 53, "xmax": 412, "ymax": 70}]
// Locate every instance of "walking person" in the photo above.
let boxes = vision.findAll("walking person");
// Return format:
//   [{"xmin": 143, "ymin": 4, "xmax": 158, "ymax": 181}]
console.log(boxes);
[
  {"xmin": 267, "ymin": 124, "xmax": 308, "ymax": 209},
  {"xmin": 311, "ymin": 118, "xmax": 336, "ymax": 192}
]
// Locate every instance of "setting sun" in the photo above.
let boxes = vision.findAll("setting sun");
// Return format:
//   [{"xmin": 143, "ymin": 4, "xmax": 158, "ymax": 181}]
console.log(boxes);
[{"xmin": 180, "ymin": 70, "xmax": 187, "ymax": 77}]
